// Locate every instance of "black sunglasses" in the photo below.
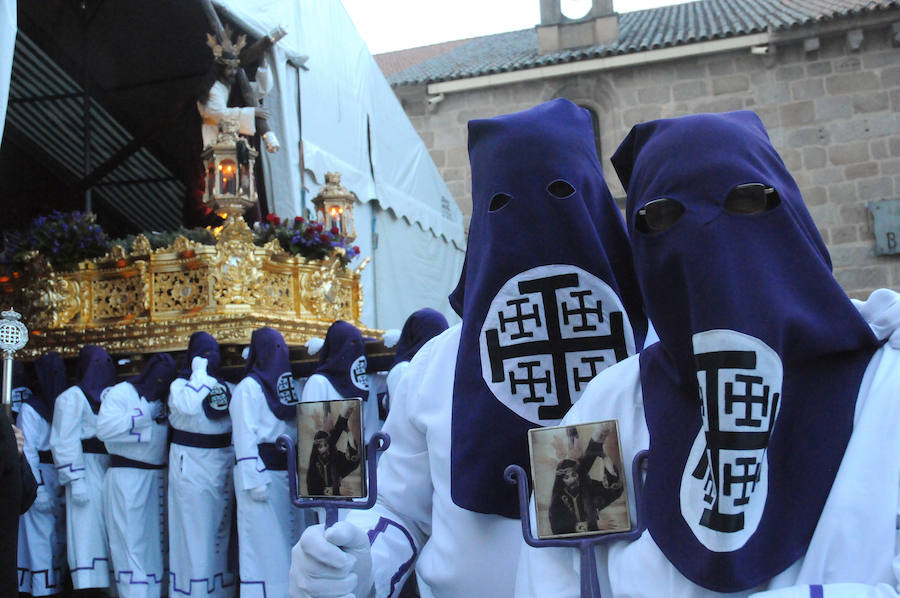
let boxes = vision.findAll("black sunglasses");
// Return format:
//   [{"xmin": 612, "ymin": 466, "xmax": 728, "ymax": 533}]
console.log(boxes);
[
  {"xmin": 724, "ymin": 183, "xmax": 781, "ymax": 215},
  {"xmin": 635, "ymin": 198, "xmax": 685, "ymax": 233},
  {"xmin": 635, "ymin": 183, "xmax": 781, "ymax": 233}
]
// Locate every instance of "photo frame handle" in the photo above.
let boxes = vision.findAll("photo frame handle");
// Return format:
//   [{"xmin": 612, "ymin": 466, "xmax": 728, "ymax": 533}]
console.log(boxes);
[
  {"xmin": 504, "ymin": 449, "xmax": 649, "ymax": 598},
  {"xmin": 277, "ymin": 431, "xmax": 391, "ymax": 528}
]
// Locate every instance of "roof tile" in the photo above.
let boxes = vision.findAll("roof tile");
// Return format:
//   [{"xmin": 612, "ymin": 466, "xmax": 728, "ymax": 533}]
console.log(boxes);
[{"xmin": 382, "ymin": 0, "xmax": 900, "ymax": 85}]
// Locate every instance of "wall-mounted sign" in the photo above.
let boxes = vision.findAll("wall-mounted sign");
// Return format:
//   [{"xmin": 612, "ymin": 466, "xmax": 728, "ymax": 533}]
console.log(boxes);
[{"xmin": 868, "ymin": 199, "xmax": 900, "ymax": 256}]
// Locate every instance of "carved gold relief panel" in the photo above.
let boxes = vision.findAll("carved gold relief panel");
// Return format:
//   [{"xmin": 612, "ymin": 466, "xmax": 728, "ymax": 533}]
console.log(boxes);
[
  {"xmin": 153, "ymin": 269, "xmax": 210, "ymax": 313},
  {"xmin": 92, "ymin": 276, "xmax": 146, "ymax": 320}
]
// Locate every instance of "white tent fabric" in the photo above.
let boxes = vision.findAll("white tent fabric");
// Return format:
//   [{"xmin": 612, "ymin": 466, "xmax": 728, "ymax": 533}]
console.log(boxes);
[
  {"xmin": 214, "ymin": 0, "xmax": 465, "ymax": 329},
  {"xmin": 0, "ymin": 0, "xmax": 16, "ymax": 147}
]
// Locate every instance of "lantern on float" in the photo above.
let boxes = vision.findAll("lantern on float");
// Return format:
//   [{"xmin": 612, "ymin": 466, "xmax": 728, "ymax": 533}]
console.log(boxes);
[
  {"xmin": 201, "ymin": 119, "xmax": 258, "ymax": 220},
  {"xmin": 312, "ymin": 172, "xmax": 357, "ymax": 242}
]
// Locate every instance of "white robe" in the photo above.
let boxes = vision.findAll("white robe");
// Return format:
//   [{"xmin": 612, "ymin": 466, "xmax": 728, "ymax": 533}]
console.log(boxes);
[
  {"xmin": 301, "ymin": 374, "xmax": 347, "ymax": 404},
  {"xmin": 342, "ymin": 324, "xmax": 524, "ymax": 598},
  {"xmin": 11, "ymin": 385, "xmax": 32, "ymax": 422},
  {"xmin": 197, "ymin": 80, "xmax": 256, "ymax": 148},
  {"xmin": 17, "ymin": 402, "xmax": 65, "ymax": 596},
  {"xmin": 167, "ymin": 375, "xmax": 236, "ymax": 598},
  {"xmin": 231, "ymin": 376, "xmax": 304, "ymax": 598},
  {"xmin": 50, "ymin": 385, "xmax": 112, "ymax": 590},
  {"xmin": 384, "ymin": 362, "xmax": 409, "ymax": 415},
  {"xmin": 97, "ymin": 382, "xmax": 169, "ymax": 598},
  {"xmin": 515, "ymin": 290, "xmax": 900, "ymax": 598}
]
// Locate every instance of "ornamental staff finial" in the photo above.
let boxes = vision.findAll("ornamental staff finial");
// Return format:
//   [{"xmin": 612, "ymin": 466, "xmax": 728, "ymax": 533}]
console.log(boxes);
[{"xmin": 0, "ymin": 307, "xmax": 29, "ymax": 416}]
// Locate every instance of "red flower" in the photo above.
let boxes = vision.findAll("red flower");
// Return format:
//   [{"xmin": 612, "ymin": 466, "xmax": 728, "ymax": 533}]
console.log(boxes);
[
  {"xmin": 295, "ymin": 216, "xmax": 305, "ymax": 224},
  {"xmin": 352, "ymin": 246, "xmax": 360, "ymax": 253},
  {"xmin": 321, "ymin": 232, "xmax": 331, "ymax": 241},
  {"xmin": 330, "ymin": 226, "xmax": 340, "ymax": 235},
  {"xmin": 315, "ymin": 223, "xmax": 323, "ymax": 232},
  {"xmin": 265, "ymin": 213, "xmax": 280, "ymax": 225}
]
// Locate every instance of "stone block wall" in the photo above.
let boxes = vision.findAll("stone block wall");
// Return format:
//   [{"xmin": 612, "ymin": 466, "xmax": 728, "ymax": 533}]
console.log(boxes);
[{"xmin": 392, "ymin": 20, "xmax": 900, "ymax": 299}]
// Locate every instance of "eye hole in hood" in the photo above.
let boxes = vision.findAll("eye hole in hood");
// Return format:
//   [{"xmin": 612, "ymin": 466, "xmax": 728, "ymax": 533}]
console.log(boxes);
[
  {"xmin": 547, "ymin": 179, "xmax": 576, "ymax": 199},
  {"xmin": 489, "ymin": 192, "xmax": 512, "ymax": 212}
]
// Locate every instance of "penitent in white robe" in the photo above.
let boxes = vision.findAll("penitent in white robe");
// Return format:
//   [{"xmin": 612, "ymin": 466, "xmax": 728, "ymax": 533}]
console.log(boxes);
[
  {"xmin": 17, "ymin": 402, "xmax": 65, "ymax": 596},
  {"xmin": 167, "ymin": 374, "xmax": 236, "ymax": 598},
  {"xmin": 97, "ymin": 382, "xmax": 169, "ymax": 598},
  {"xmin": 340, "ymin": 324, "xmax": 524, "ymax": 598},
  {"xmin": 50, "ymin": 385, "xmax": 112, "ymax": 590},
  {"xmin": 230, "ymin": 376, "xmax": 305, "ymax": 598},
  {"xmin": 515, "ymin": 289, "xmax": 900, "ymax": 598}
]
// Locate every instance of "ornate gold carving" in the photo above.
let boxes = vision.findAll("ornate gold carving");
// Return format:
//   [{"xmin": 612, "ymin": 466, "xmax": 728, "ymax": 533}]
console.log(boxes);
[
  {"xmin": 211, "ymin": 244, "xmax": 263, "ymax": 307},
  {"xmin": 18, "ymin": 254, "xmax": 81, "ymax": 329},
  {"xmin": 108, "ymin": 244, "xmax": 128, "ymax": 263},
  {"xmin": 132, "ymin": 234, "xmax": 151, "ymax": 256},
  {"xmin": 153, "ymin": 270, "xmax": 209, "ymax": 313},
  {"xmin": 15, "ymin": 217, "xmax": 377, "ymax": 358},
  {"xmin": 300, "ymin": 256, "xmax": 351, "ymax": 322},
  {"xmin": 170, "ymin": 236, "xmax": 197, "ymax": 255},
  {"xmin": 259, "ymin": 272, "xmax": 293, "ymax": 312},
  {"xmin": 92, "ymin": 276, "xmax": 145, "ymax": 321}
]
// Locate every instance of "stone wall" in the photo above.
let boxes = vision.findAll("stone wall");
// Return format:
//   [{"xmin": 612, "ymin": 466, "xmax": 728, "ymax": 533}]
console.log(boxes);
[{"xmin": 392, "ymin": 19, "xmax": 900, "ymax": 299}]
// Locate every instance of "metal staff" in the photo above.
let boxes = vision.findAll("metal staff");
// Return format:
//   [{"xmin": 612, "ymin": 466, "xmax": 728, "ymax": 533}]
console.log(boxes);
[
  {"xmin": 0, "ymin": 307, "xmax": 29, "ymax": 417},
  {"xmin": 277, "ymin": 431, "xmax": 390, "ymax": 527},
  {"xmin": 504, "ymin": 450, "xmax": 649, "ymax": 598}
]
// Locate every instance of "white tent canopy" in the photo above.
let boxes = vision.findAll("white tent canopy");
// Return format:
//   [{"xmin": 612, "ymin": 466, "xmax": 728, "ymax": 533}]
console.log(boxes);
[{"xmin": 214, "ymin": 0, "xmax": 465, "ymax": 330}]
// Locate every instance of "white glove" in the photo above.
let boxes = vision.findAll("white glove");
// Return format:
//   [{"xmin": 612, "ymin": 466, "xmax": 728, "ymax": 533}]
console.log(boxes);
[
  {"xmin": 69, "ymin": 478, "xmax": 89, "ymax": 505},
  {"xmin": 191, "ymin": 356, "xmax": 208, "ymax": 374},
  {"xmin": 249, "ymin": 484, "xmax": 269, "ymax": 502},
  {"xmin": 189, "ymin": 356, "xmax": 218, "ymax": 389},
  {"xmin": 32, "ymin": 490, "xmax": 54, "ymax": 513},
  {"xmin": 290, "ymin": 521, "xmax": 373, "ymax": 598},
  {"xmin": 382, "ymin": 329, "xmax": 401, "ymax": 348}
]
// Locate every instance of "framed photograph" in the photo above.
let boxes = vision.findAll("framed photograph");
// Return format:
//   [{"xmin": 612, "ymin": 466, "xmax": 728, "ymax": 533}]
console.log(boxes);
[
  {"xmin": 528, "ymin": 419, "xmax": 631, "ymax": 539},
  {"xmin": 297, "ymin": 398, "xmax": 366, "ymax": 498}
]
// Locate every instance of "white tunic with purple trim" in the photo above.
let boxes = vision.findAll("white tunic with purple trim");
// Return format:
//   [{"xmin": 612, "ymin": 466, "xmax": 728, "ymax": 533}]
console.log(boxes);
[
  {"xmin": 515, "ymin": 289, "xmax": 900, "ymax": 598},
  {"xmin": 342, "ymin": 324, "xmax": 524, "ymax": 598},
  {"xmin": 231, "ymin": 376, "xmax": 305, "ymax": 598},
  {"xmin": 167, "ymin": 375, "xmax": 236, "ymax": 598},
  {"xmin": 17, "ymin": 402, "xmax": 65, "ymax": 596},
  {"xmin": 97, "ymin": 381, "xmax": 169, "ymax": 598},
  {"xmin": 49, "ymin": 385, "xmax": 112, "ymax": 590}
]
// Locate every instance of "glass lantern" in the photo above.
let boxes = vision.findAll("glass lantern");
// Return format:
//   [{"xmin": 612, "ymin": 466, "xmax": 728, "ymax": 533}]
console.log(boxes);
[
  {"xmin": 201, "ymin": 119, "xmax": 258, "ymax": 220},
  {"xmin": 312, "ymin": 172, "xmax": 357, "ymax": 242}
]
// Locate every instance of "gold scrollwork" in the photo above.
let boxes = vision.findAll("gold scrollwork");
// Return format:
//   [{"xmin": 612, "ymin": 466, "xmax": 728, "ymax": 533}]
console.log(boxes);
[
  {"xmin": 259, "ymin": 272, "xmax": 293, "ymax": 312},
  {"xmin": 92, "ymin": 276, "xmax": 145, "ymax": 320},
  {"xmin": 16, "ymin": 215, "xmax": 375, "ymax": 358},
  {"xmin": 211, "ymin": 244, "xmax": 263, "ymax": 306},
  {"xmin": 300, "ymin": 256, "xmax": 353, "ymax": 322},
  {"xmin": 153, "ymin": 270, "xmax": 209, "ymax": 313}
]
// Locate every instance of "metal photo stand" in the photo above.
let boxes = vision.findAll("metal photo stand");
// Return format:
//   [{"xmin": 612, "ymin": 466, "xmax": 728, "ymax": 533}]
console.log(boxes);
[
  {"xmin": 504, "ymin": 449, "xmax": 648, "ymax": 598},
  {"xmin": 277, "ymin": 431, "xmax": 391, "ymax": 527}
]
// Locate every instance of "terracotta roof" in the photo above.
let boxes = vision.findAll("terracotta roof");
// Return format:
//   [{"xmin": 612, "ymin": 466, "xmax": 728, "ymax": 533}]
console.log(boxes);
[
  {"xmin": 375, "ymin": 38, "xmax": 473, "ymax": 77},
  {"xmin": 382, "ymin": 0, "xmax": 900, "ymax": 86}
]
